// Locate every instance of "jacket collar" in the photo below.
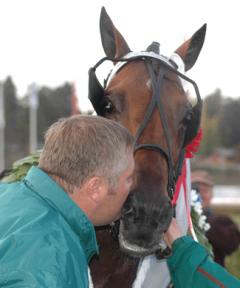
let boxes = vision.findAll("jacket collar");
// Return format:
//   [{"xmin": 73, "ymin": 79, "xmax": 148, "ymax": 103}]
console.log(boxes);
[{"xmin": 24, "ymin": 166, "xmax": 99, "ymax": 262}]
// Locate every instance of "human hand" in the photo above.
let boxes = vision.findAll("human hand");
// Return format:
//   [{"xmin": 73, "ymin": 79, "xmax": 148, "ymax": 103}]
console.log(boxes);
[{"xmin": 164, "ymin": 218, "xmax": 183, "ymax": 248}]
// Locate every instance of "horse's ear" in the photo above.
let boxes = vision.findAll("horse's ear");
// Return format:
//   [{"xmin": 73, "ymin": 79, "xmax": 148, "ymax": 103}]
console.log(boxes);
[
  {"xmin": 175, "ymin": 24, "xmax": 207, "ymax": 71},
  {"xmin": 100, "ymin": 7, "xmax": 131, "ymax": 59}
]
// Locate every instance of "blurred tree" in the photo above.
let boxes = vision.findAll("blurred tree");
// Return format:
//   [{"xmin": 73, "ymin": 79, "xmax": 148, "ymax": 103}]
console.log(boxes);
[
  {"xmin": 200, "ymin": 89, "xmax": 223, "ymax": 154},
  {"xmin": 4, "ymin": 77, "xmax": 20, "ymax": 167},
  {"xmin": 37, "ymin": 82, "xmax": 72, "ymax": 143},
  {"xmin": 4, "ymin": 77, "xmax": 18, "ymax": 143},
  {"xmin": 219, "ymin": 98, "xmax": 240, "ymax": 147},
  {"xmin": 204, "ymin": 88, "xmax": 223, "ymax": 118},
  {"xmin": 3, "ymin": 80, "xmax": 74, "ymax": 168},
  {"xmin": 16, "ymin": 102, "xmax": 29, "ymax": 156},
  {"xmin": 201, "ymin": 115, "xmax": 221, "ymax": 155}
]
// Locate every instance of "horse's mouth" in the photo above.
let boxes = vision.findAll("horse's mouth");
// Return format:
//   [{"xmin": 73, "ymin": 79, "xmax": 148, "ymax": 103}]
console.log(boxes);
[{"xmin": 118, "ymin": 221, "xmax": 166, "ymax": 258}]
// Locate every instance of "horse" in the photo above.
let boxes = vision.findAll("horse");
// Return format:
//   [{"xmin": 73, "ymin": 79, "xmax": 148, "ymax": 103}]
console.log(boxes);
[{"xmin": 88, "ymin": 7, "xmax": 206, "ymax": 288}]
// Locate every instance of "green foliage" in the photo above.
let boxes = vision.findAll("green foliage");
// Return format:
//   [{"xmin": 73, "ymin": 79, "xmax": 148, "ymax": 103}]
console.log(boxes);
[
  {"xmin": 3, "ymin": 76, "xmax": 24, "ymax": 166},
  {"xmin": 200, "ymin": 89, "xmax": 240, "ymax": 154},
  {"xmin": 1, "ymin": 151, "xmax": 40, "ymax": 183},
  {"xmin": 37, "ymin": 83, "xmax": 72, "ymax": 141},
  {"xmin": 4, "ymin": 76, "xmax": 18, "ymax": 123},
  {"xmin": 201, "ymin": 116, "xmax": 221, "ymax": 155},
  {"xmin": 219, "ymin": 99, "xmax": 240, "ymax": 147},
  {"xmin": 4, "ymin": 77, "xmax": 17, "ymax": 135},
  {"xmin": 200, "ymin": 93, "xmax": 222, "ymax": 155},
  {"xmin": 204, "ymin": 89, "xmax": 223, "ymax": 118}
]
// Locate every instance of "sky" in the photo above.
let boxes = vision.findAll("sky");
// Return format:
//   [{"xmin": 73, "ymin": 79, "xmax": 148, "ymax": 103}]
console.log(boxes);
[{"xmin": 0, "ymin": 0, "xmax": 239, "ymax": 111}]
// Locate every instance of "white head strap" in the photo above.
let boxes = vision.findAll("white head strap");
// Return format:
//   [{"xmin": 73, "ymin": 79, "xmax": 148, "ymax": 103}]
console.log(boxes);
[
  {"xmin": 106, "ymin": 51, "xmax": 186, "ymax": 86},
  {"xmin": 170, "ymin": 52, "xmax": 185, "ymax": 74}
]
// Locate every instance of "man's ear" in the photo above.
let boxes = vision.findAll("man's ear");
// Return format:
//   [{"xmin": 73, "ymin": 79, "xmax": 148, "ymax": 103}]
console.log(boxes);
[{"xmin": 85, "ymin": 176, "xmax": 108, "ymax": 204}]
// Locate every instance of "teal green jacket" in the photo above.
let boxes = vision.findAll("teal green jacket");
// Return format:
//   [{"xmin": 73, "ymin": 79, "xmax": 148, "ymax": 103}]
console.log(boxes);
[
  {"xmin": 0, "ymin": 166, "xmax": 99, "ymax": 287},
  {"xmin": 167, "ymin": 236, "xmax": 240, "ymax": 288}
]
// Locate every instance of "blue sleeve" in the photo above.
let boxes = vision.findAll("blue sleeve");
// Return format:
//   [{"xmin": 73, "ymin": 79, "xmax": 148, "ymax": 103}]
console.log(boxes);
[
  {"xmin": 0, "ymin": 183, "xmax": 9, "ymax": 193},
  {"xmin": 0, "ymin": 270, "xmax": 68, "ymax": 288},
  {"xmin": 167, "ymin": 236, "xmax": 240, "ymax": 288}
]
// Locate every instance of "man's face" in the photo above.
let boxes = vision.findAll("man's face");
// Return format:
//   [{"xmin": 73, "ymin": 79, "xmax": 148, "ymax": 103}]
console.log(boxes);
[
  {"xmin": 199, "ymin": 183, "xmax": 213, "ymax": 208},
  {"xmin": 94, "ymin": 154, "xmax": 135, "ymax": 226}
]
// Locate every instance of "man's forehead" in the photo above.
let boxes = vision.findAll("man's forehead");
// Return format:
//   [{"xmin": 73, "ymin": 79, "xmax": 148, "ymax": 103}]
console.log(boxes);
[{"xmin": 198, "ymin": 183, "xmax": 213, "ymax": 190}]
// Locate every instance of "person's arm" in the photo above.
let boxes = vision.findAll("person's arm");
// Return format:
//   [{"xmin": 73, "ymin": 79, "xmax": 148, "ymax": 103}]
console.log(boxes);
[
  {"xmin": 164, "ymin": 219, "xmax": 240, "ymax": 288},
  {"xmin": 0, "ymin": 270, "xmax": 69, "ymax": 288}
]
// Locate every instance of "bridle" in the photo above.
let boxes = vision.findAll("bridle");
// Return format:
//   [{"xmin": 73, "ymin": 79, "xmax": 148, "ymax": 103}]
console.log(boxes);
[{"xmin": 88, "ymin": 51, "xmax": 202, "ymax": 202}]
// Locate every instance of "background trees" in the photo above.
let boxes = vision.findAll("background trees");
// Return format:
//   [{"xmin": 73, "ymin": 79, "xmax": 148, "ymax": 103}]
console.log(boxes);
[
  {"xmin": 200, "ymin": 89, "xmax": 240, "ymax": 156},
  {"xmin": 3, "ymin": 78, "xmax": 77, "ymax": 168}
]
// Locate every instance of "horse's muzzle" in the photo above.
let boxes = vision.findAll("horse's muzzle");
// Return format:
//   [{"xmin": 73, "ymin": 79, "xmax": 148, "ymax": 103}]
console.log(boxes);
[{"xmin": 118, "ymin": 221, "xmax": 169, "ymax": 257}]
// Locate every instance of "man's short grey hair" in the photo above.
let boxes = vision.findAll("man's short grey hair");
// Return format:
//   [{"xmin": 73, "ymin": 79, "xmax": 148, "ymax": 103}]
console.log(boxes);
[{"xmin": 39, "ymin": 115, "xmax": 134, "ymax": 192}]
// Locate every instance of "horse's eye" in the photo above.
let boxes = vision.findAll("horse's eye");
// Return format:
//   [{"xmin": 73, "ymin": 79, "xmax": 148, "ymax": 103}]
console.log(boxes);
[
  {"xmin": 102, "ymin": 98, "xmax": 114, "ymax": 114},
  {"xmin": 184, "ymin": 111, "xmax": 193, "ymax": 123},
  {"xmin": 179, "ymin": 111, "xmax": 192, "ymax": 132}
]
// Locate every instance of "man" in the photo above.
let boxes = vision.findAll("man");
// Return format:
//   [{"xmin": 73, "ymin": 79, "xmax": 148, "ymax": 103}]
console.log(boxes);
[
  {"xmin": 191, "ymin": 170, "xmax": 214, "ymax": 218},
  {"xmin": 0, "ymin": 115, "xmax": 135, "ymax": 287}
]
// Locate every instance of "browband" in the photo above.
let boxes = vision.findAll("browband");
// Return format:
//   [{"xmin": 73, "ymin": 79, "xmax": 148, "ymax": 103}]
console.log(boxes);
[{"xmin": 106, "ymin": 51, "xmax": 185, "ymax": 86}]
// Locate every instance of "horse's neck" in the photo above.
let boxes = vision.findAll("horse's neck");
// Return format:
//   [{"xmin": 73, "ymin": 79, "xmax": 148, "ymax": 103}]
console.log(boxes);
[{"xmin": 90, "ymin": 227, "xmax": 139, "ymax": 288}]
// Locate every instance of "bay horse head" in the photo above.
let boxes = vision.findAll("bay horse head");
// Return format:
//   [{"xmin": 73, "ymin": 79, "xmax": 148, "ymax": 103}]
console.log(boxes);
[{"xmin": 89, "ymin": 7, "xmax": 206, "ymax": 257}]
